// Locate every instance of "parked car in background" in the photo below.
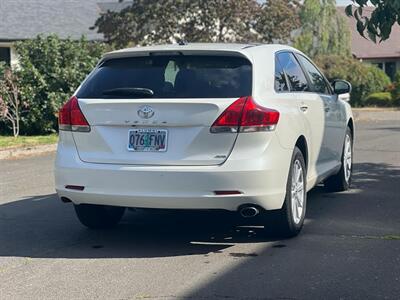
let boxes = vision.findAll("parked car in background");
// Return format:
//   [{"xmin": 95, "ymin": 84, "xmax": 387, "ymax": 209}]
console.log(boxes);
[{"xmin": 55, "ymin": 43, "xmax": 354, "ymax": 237}]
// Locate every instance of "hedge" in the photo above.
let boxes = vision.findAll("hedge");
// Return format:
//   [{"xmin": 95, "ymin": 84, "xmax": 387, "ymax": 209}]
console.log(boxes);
[
  {"xmin": 13, "ymin": 35, "xmax": 106, "ymax": 135},
  {"xmin": 314, "ymin": 55, "xmax": 391, "ymax": 107},
  {"xmin": 365, "ymin": 92, "xmax": 393, "ymax": 107}
]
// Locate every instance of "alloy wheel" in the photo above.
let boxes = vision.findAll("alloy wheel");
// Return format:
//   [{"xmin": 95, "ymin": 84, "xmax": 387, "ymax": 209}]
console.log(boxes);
[
  {"xmin": 291, "ymin": 159, "xmax": 305, "ymax": 224},
  {"xmin": 343, "ymin": 134, "xmax": 352, "ymax": 183}
]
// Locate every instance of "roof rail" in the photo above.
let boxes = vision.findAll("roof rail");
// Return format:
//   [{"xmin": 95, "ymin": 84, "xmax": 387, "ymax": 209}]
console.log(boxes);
[
  {"xmin": 242, "ymin": 43, "xmax": 263, "ymax": 49},
  {"xmin": 177, "ymin": 39, "xmax": 188, "ymax": 46}
]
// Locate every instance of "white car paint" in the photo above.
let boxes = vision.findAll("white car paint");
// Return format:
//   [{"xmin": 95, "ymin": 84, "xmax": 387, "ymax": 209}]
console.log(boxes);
[{"xmin": 55, "ymin": 43, "xmax": 353, "ymax": 213}]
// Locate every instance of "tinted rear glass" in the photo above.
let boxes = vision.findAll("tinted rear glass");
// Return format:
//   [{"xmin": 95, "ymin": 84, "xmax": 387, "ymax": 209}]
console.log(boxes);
[
  {"xmin": 77, "ymin": 55, "xmax": 252, "ymax": 99},
  {"xmin": 277, "ymin": 52, "xmax": 308, "ymax": 92}
]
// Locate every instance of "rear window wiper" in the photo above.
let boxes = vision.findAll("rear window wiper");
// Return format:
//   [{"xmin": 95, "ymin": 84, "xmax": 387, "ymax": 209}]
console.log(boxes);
[{"xmin": 102, "ymin": 87, "xmax": 154, "ymax": 98}]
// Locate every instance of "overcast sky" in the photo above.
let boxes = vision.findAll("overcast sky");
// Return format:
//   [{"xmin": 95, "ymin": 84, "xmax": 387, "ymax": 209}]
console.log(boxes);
[
  {"xmin": 336, "ymin": 0, "xmax": 353, "ymax": 5},
  {"xmin": 258, "ymin": 0, "xmax": 354, "ymax": 5}
]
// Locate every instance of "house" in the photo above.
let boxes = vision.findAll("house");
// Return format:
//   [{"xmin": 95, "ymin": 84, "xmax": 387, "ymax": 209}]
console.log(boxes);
[
  {"xmin": 2, "ymin": 1, "xmax": 400, "ymax": 80},
  {"xmin": 0, "ymin": 0, "xmax": 130, "ymax": 68},
  {"xmin": 339, "ymin": 6, "xmax": 400, "ymax": 80}
]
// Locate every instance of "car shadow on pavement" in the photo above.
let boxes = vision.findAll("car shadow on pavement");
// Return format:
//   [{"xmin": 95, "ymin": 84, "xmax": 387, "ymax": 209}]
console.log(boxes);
[
  {"xmin": 183, "ymin": 162, "xmax": 400, "ymax": 299},
  {"xmin": 0, "ymin": 163, "xmax": 399, "ymax": 261},
  {"xmin": 372, "ymin": 126, "xmax": 400, "ymax": 132},
  {"xmin": 0, "ymin": 196, "xmax": 280, "ymax": 259}
]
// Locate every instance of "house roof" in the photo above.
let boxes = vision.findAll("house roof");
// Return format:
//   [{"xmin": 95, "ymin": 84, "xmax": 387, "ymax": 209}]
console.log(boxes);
[
  {"xmin": 0, "ymin": 0, "xmax": 127, "ymax": 41},
  {"xmin": 338, "ymin": 6, "xmax": 400, "ymax": 59}
]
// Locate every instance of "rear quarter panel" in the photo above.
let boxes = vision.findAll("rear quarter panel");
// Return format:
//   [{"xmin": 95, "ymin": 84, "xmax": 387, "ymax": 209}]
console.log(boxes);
[
  {"xmin": 243, "ymin": 47, "xmax": 308, "ymax": 190},
  {"xmin": 248, "ymin": 47, "xmax": 307, "ymax": 151}
]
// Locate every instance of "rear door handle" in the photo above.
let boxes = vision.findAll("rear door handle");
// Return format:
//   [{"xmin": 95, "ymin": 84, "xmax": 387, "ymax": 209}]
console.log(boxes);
[
  {"xmin": 300, "ymin": 104, "xmax": 308, "ymax": 112},
  {"xmin": 324, "ymin": 106, "xmax": 330, "ymax": 112}
]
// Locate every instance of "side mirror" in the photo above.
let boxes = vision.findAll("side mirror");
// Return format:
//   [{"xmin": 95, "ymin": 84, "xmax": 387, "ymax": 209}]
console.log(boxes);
[
  {"xmin": 332, "ymin": 79, "xmax": 352, "ymax": 95},
  {"xmin": 338, "ymin": 93, "xmax": 350, "ymax": 102}
]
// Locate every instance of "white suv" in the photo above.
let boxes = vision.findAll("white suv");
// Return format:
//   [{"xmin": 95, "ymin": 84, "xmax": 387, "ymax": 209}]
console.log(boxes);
[{"xmin": 55, "ymin": 43, "xmax": 354, "ymax": 237}]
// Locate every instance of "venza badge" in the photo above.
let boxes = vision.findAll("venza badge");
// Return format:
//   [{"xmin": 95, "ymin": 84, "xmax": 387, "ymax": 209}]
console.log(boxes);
[{"xmin": 137, "ymin": 105, "xmax": 155, "ymax": 119}]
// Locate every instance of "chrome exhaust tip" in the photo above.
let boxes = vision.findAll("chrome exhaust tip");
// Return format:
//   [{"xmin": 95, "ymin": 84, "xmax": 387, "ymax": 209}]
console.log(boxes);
[{"xmin": 239, "ymin": 206, "xmax": 259, "ymax": 218}]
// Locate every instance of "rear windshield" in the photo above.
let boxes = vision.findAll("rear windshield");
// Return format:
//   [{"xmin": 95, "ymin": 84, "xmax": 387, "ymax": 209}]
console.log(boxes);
[{"xmin": 77, "ymin": 55, "xmax": 252, "ymax": 99}]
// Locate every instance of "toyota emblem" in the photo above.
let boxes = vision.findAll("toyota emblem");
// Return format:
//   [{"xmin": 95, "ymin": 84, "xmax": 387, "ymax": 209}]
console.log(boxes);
[{"xmin": 137, "ymin": 105, "xmax": 155, "ymax": 119}]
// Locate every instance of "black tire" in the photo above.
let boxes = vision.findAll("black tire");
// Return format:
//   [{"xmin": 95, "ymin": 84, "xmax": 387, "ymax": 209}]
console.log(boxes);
[
  {"xmin": 74, "ymin": 204, "xmax": 125, "ymax": 229},
  {"xmin": 324, "ymin": 127, "xmax": 353, "ymax": 192},
  {"xmin": 263, "ymin": 146, "xmax": 307, "ymax": 238}
]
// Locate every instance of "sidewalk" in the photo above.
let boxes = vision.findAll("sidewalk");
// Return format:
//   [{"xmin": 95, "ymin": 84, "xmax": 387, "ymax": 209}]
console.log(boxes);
[
  {"xmin": 0, "ymin": 143, "xmax": 57, "ymax": 160},
  {"xmin": 353, "ymin": 108, "xmax": 400, "ymax": 121}
]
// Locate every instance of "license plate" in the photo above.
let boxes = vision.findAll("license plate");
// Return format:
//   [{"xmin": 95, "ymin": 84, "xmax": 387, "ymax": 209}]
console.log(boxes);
[{"xmin": 128, "ymin": 128, "xmax": 168, "ymax": 152}]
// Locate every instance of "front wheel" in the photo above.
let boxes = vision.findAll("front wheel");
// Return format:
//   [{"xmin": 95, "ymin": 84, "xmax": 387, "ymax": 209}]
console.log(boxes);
[
  {"xmin": 325, "ymin": 127, "xmax": 353, "ymax": 192},
  {"xmin": 263, "ymin": 146, "xmax": 307, "ymax": 238},
  {"xmin": 74, "ymin": 204, "xmax": 125, "ymax": 229}
]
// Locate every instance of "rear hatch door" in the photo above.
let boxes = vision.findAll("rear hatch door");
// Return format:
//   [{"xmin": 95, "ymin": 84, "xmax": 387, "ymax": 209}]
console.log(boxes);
[{"xmin": 73, "ymin": 53, "xmax": 252, "ymax": 166}]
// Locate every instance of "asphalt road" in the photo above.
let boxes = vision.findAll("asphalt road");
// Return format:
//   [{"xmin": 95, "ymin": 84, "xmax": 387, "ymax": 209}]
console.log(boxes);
[{"xmin": 0, "ymin": 119, "xmax": 399, "ymax": 300}]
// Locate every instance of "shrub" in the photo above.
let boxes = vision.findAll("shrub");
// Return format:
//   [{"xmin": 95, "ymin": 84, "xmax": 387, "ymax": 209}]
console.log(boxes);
[
  {"xmin": 0, "ymin": 68, "xmax": 22, "ymax": 136},
  {"xmin": 15, "ymin": 35, "xmax": 106, "ymax": 135},
  {"xmin": 364, "ymin": 92, "xmax": 393, "ymax": 107},
  {"xmin": 314, "ymin": 55, "xmax": 391, "ymax": 107},
  {"xmin": 391, "ymin": 71, "xmax": 400, "ymax": 106},
  {"xmin": 0, "ymin": 61, "xmax": 6, "ymax": 77}
]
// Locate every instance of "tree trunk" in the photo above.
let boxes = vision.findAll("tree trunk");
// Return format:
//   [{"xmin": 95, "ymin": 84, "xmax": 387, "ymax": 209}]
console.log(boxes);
[
  {"xmin": 15, "ymin": 104, "xmax": 19, "ymax": 137},
  {"xmin": 15, "ymin": 116, "xmax": 19, "ymax": 137},
  {"xmin": 11, "ymin": 120, "xmax": 17, "ymax": 137}
]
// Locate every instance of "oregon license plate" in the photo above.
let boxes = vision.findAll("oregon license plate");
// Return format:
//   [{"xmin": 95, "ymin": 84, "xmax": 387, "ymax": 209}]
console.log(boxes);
[{"xmin": 128, "ymin": 129, "xmax": 168, "ymax": 152}]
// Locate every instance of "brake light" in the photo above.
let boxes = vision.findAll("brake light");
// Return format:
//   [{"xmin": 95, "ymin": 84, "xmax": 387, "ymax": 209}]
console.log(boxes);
[
  {"xmin": 210, "ymin": 97, "xmax": 247, "ymax": 133},
  {"xmin": 58, "ymin": 96, "xmax": 90, "ymax": 132},
  {"xmin": 210, "ymin": 96, "xmax": 279, "ymax": 133}
]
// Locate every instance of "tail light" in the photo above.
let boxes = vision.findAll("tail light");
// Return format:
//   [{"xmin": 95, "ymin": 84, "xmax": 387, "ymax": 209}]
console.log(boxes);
[
  {"xmin": 58, "ymin": 96, "xmax": 90, "ymax": 132},
  {"xmin": 210, "ymin": 96, "xmax": 279, "ymax": 133}
]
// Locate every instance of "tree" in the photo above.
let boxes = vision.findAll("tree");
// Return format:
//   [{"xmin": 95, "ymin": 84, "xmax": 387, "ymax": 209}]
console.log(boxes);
[
  {"xmin": 294, "ymin": 0, "xmax": 351, "ymax": 58},
  {"xmin": 314, "ymin": 54, "xmax": 391, "ymax": 106},
  {"xmin": 178, "ymin": 0, "xmax": 261, "ymax": 43},
  {"xmin": 93, "ymin": 0, "xmax": 301, "ymax": 48},
  {"xmin": 345, "ymin": 1, "xmax": 400, "ymax": 42},
  {"xmin": 0, "ymin": 68, "xmax": 21, "ymax": 137},
  {"xmin": 15, "ymin": 35, "xmax": 105, "ymax": 134},
  {"xmin": 256, "ymin": 0, "xmax": 301, "ymax": 44}
]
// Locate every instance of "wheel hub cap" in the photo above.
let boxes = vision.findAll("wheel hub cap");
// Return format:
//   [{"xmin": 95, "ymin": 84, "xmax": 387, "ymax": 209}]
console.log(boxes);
[
  {"xmin": 291, "ymin": 160, "xmax": 304, "ymax": 224},
  {"xmin": 343, "ymin": 134, "xmax": 352, "ymax": 183}
]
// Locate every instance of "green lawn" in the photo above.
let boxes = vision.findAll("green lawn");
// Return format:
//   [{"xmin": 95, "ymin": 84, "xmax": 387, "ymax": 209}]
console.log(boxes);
[{"xmin": 0, "ymin": 134, "xmax": 58, "ymax": 149}]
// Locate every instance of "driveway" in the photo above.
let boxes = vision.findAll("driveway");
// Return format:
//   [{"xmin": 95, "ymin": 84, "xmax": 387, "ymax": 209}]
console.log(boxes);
[{"xmin": 0, "ymin": 118, "xmax": 399, "ymax": 299}]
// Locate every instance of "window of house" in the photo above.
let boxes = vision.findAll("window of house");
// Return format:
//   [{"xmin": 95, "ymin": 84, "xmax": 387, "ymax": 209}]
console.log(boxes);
[
  {"xmin": 385, "ymin": 62, "xmax": 396, "ymax": 81},
  {"xmin": 372, "ymin": 61, "xmax": 397, "ymax": 81},
  {"xmin": 0, "ymin": 47, "xmax": 11, "ymax": 66},
  {"xmin": 297, "ymin": 54, "xmax": 330, "ymax": 94},
  {"xmin": 374, "ymin": 62, "xmax": 384, "ymax": 70},
  {"xmin": 277, "ymin": 52, "xmax": 308, "ymax": 92}
]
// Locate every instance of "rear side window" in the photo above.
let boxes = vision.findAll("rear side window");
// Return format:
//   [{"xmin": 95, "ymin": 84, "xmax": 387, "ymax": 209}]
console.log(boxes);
[
  {"xmin": 77, "ymin": 55, "xmax": 252, "ymax": 99},
  {"xmin": 274, "ymin": 57, "xmax": 289, "ymax": 92},
  {"xmin": 296, "ymin": 54, "xmax": 330, "ymax": 94},
  {"xmin": 277, "ymin": 52, "xmax": 308, "ymax": 92}
]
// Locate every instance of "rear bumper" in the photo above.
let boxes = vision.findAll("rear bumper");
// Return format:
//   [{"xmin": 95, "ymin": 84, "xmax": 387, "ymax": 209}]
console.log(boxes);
[{"xmin": 55, "ymin": 132, "xmax": 292, "ymax": 211}]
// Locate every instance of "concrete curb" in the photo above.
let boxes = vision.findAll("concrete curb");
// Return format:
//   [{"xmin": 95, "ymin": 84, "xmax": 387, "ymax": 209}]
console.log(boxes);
[
  {"xmin": 0, "ymin": 144, "xmax": 57, "ymax": 160},
  {"xmin": 353, "ymin": 108, "xmax": 400, "ymax": 122},
  {"xmin": 0, "ymin": 109, "xmax": 398, "ymax": 160}
]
